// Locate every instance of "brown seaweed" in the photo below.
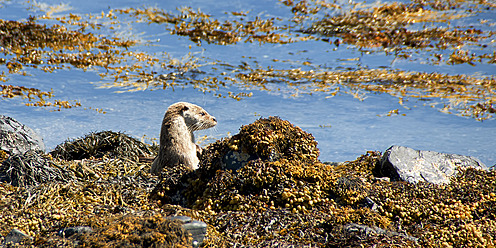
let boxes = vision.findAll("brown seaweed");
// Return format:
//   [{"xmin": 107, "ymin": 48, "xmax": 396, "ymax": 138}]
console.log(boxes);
[
  {"xmin": 0, "ymin": 121, "xmax": 495, "ymax": 247},
  {"xmin": 0, "ymin": 151, "xmax": 73, "ymax": 187},
  {"xmin": 50, "ymin": 130, "xmax": 156, "ymax": 161}
]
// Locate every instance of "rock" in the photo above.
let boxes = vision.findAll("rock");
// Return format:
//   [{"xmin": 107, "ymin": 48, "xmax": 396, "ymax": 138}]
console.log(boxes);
[
  {"xmin": 0, "ymin": 115, "xmax": 45, "ymax": 155},
  {"xmin": 58, "ymin": 226, "xmax": 93, "ymax": 238},
  {"xmin": 168, "ymin": 215, "xmax": 207, "ymax": 247},
  {"xmin": 2, "ymin": 229, "xmax": 33, "ymax": 245},
  {"xmin": 218, "ymin": 116, "xmax": 320, "ymax": 171},
  {"xmin": 75, "ymin": 214, "xmax": 191, "ymax": 247},
  {"xmin": 376, "ymin": 145, "xmax": 488, "ymax": 184},
  {"xmin": 50, "ymin": 130, "xmax": 155, "ymax": 160}
]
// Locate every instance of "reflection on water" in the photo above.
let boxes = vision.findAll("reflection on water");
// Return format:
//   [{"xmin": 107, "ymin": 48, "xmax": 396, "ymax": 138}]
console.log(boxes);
[{"xmin": 0, "ymin": 0, "xmax": 495, "ymax": 165}]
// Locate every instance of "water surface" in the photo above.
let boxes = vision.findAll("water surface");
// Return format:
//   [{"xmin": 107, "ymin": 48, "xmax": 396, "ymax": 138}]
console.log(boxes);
[{"xmin": 1, "ymin": 0, "xmax": 495, "ymax": 165}]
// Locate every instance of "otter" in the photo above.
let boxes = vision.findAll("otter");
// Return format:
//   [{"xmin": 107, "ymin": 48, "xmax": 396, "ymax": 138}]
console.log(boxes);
[{"xmin": 150, "ymin": 102, "xmax": 217, "ymax": 175}]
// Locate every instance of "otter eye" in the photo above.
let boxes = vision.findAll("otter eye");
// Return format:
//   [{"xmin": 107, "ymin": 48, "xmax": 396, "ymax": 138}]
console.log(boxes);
[{"xmin": 200, "ymin": 112, "xmax": 206, "ymax": 116}]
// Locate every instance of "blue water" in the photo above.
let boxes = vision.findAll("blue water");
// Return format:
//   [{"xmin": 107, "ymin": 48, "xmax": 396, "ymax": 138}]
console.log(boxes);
[{"xmin": 1, "ymin": 0, "xmax": 495, "ymax": 166}]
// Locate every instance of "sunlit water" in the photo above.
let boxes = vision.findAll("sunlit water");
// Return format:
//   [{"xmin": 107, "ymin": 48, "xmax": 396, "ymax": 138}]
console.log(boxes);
[{"xmin": 1, "ymin": 0, "xmax": 495, "ymax": 166}]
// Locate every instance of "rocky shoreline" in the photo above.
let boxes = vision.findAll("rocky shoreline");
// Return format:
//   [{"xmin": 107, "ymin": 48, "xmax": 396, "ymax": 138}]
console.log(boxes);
[{"xmin": 1, "ymin": 115, "xmax": 495, "ymax": 247}]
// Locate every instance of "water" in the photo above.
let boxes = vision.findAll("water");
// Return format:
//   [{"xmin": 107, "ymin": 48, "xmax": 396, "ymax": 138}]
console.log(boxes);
[{"xmin": 1, "ymin": 0, "xmax": 495, "ymax": 165}]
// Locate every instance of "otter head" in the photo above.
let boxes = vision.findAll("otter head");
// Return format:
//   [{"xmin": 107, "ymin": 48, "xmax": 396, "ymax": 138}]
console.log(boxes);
[{"xmin": 173, "ymin": 102, "xmax": 217, "ymax": 131}]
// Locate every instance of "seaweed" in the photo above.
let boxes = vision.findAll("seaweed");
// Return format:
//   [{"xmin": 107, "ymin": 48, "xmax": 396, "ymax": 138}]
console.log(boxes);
[
  {"xmin": 50, "ymin": 131, "xmax": 156, "ymax": 161},
  {"xmin": 0, "ymin": 121, "xmax": 494, "ymax": 246},
  {"xmin": 0, "ymin": 151, "xmax": 73, "ymax": 187},
  {"xmin": 149, "ymin": 117, "xmax": 495, "ymax": 247}
]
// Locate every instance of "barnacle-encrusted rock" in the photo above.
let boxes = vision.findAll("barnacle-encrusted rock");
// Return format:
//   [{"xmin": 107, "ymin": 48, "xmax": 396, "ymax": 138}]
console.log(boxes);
[
  {"xmin": 376, "ymin": 145, "xmax": 488, "ymax": 184},
  {"xmin": 0, "ymin": 115, "xmax": 45, "ymax": 156},
  {"xmin": 50, "ymin": 130, "xmax": 155, "ymax": 160}
]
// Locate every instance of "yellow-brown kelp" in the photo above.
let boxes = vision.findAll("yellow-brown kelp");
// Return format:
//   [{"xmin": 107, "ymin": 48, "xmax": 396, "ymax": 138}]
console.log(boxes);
[
  {"xmin": 2, "ymin": 0, "xmax": 495, "ymax": 120},
  {"xmin": 150, "ymin": 117, "xmax": 495, "ymax": 247},
  {"xmin": 0, "ymin": 120, "xmax": 495, "ymax": 246},
  {"xmin": 0, "ymin": 17, "xmax": 134, "ymax": 111}
]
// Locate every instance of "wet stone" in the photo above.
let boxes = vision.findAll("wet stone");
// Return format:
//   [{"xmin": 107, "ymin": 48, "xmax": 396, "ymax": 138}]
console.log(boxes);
[
  {"xmin": 58, "ymin": 226, "xmax": 93, "ymax": 238},
  {"xmin": 376, "ymin": 145, "xmax": 488, "ymax": 184},
  {"xmin": 168, "ymin": 215, "xmax": 207, "ymax": 247},
  {"xmin": 0, "ymin": 115, "xmax": 45, "ymax": 156},
  {"xmin": 2, "ymin": 229, "xmax": 33, "ymax": 246}
]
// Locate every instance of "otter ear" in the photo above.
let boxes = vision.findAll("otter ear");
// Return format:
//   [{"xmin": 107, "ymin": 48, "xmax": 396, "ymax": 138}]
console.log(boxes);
[{"xmin": 181, "ymin": 105, "xmax": 189, "ymax": 111}]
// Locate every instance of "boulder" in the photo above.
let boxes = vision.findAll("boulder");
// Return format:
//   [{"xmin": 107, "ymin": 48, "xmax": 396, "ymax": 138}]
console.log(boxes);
[
  {"xmin": 0, "ymin": 115, "xmax": 45, "ymax": 155},
  {"xmin": 376, "ymin": 145, "xmax": 488, "ymax": 184}
]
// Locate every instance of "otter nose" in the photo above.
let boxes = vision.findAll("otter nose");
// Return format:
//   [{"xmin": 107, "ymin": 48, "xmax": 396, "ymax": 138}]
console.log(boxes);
[{"xmin": 212, "ymin": 117, "xmax": 217, "ymax": 122}]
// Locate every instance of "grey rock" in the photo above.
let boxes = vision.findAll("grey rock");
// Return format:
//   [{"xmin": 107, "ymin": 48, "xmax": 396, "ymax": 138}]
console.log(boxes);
[
  {"xmin": 168, "ymin": 215, "xmax": 192, "ymax": 223},
  {"xmin": 58, "ymin": 226, "xmax": 93, "ymax": 238},
  {"xmin": 2, "ymin": 229, "xmax": 33, "ymax": 245},
  {"xmin": 376, "ymin": 145, "xmax": 488, "ymax": 184},
  {"xmin": 0, "ymin": 116, "xmax": 45, "ymax": 155},
  {"xmin": 168, "ymin": 215, "xmax": 207, "ymax": 247},
  {"xmin": 364, "ymin": 197, "xmax": 379, "ymax": 211}
]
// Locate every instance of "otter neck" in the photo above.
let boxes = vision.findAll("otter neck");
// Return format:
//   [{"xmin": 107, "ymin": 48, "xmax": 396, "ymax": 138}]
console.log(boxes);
[{"xmin": 167, "ymin": 117, "xmax": 195, "ymax": 145}]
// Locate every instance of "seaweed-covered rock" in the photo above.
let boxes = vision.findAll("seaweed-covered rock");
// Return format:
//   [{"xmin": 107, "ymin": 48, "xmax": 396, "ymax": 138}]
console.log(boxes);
[
  {"xmin": 2, "ymin": 117, "xmax": 495, "ymax": 247},
  {"xmin": 50, "ymin": 130, "xmax": 155, "ymax": 160},
  {"xmin": 151, "ymin": 117, "xmax": 329, "ymax": 209},
  {"xmin": 222, "ymin": 116, "xmax": 320, "ymax": 165},
  {"xmin": 75, "ymin": 214, "xmax": 192, "ymax": 247},
  {"xmin": 368, "ymin": 168, "xmax": 496, "ymax": 247},
  {"xmin": 0, "ymin": 115, "xmax": 45, "ymax": 156},
  {"xmin": 376, "ymin": 145, "xmax": 488, "ymax": 184},
  {"xmin": 151, "ymin": 117, "xmax": 392, "ymax": 246},
  {"xmin": 0, "ymin": 151, "xmax": 73, "ymax": 187}
]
